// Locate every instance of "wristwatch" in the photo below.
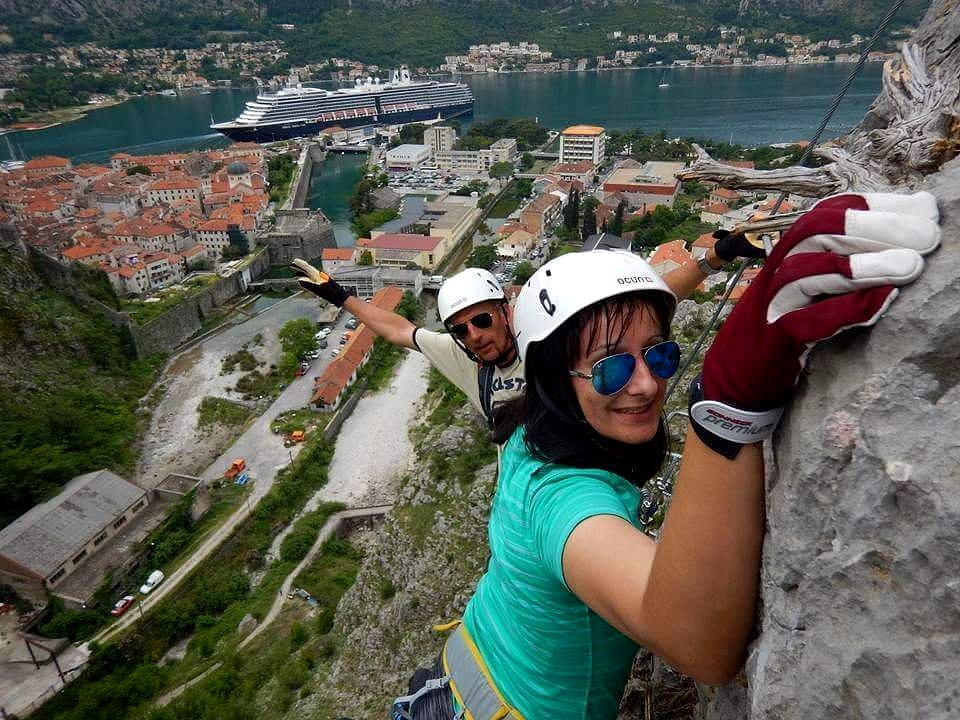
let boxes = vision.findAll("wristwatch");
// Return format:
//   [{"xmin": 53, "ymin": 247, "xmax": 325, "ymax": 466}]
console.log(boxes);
[{"xmin": 697, "ymin": 253, "xmax": 722, "ymax": 275}]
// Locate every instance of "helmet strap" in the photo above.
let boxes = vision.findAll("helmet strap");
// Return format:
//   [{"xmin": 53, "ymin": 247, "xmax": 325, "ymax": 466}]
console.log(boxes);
[
  {"xmin": 534, "ymin": 377, "xmax": 584, "ymax": 426},
  {"xmin": 448, "ymin": 301, "xmax": 516, "ymax": 367}
]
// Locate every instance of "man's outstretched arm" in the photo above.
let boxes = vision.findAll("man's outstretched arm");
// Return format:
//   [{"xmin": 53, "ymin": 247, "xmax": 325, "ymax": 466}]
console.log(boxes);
[
  {"xmin": 662, "ymin": 231, "xmax": 767, "ymax": 300},
  {"xmin": 291, "ymin": 259, "xmax": 417, "ymax": 349}
]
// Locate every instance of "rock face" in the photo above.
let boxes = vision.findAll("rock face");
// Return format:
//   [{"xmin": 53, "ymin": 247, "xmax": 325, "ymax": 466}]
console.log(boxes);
[
  {"xmin": 299, "ymin": 391, "xmax": 497, "ymax": 720},
  {"xmin": 703, "ymin": 160, "xmax": 960, "ymax": 718},
  {"xmin": 237, "ymin": 613, "xmax": 258, "ymax": 637}
]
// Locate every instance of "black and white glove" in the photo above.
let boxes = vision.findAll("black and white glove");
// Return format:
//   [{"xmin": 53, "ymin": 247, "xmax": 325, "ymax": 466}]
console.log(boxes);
[
  {"xmin": 712, "ymin": 229, "xmax": 767, "ymax": 262},
  {"xmin": 291, "ymin": 258, "xmax": 355, "ymax": 307}
]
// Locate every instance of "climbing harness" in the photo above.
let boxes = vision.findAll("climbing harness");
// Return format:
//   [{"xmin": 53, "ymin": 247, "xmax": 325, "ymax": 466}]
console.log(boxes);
[
  {"xmin": 437, "ymin": 620, "xmax": 525, "ymax": 720},
  {"xmin": 478, "ymin": 363, "xmax": 496, "ymax": 430},
  {"xmin": 392, "ymin": 676, "xmax": 456, "ymax": 720}
]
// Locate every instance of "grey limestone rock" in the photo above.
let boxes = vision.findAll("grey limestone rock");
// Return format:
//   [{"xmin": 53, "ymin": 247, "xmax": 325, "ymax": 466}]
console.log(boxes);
[
  {"xmin": 704, "ymin": 160, "xmax": 960, "ymax": 718},
  {"xmin": 237, "ymin": 612, "xmax": 258, "ymax": 637}
]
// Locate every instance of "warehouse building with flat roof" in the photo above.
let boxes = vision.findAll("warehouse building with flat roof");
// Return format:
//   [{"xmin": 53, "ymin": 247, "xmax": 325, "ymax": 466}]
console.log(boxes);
[{"xmin": 0, "ymin": 470, "xmax": 150, "ymax": 606}]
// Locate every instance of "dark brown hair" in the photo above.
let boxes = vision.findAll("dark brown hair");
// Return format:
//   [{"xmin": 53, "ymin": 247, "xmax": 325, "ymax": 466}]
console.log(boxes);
[{"xmin": 493, "ymin": 291, "xmax": 672, "ymax": 488}]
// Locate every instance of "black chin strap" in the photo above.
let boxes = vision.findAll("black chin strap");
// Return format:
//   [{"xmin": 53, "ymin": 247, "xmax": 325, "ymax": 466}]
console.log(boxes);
[
  {"xmin": 449, "ymin": 301, "xmax": 517, "ymax": 368},
  {"xmin": 534, "ymin": 378, "xmax": 584, "ymax": 426}
]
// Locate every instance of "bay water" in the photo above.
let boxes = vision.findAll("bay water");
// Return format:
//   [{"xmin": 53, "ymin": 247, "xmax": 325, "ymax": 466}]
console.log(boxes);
[{"xmin": 3, "ymin": 63, "xmax": 884, "ymax": 245}]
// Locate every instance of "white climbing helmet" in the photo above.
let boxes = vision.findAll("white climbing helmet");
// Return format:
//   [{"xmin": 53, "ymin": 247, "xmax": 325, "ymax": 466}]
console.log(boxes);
[
  {"xmin": 437, "ymin": 268, "xmax": 505, "ymax": 324},
  {"xmin": 513, "ymin": 250, "xmax": 677, "ymax": 367}
]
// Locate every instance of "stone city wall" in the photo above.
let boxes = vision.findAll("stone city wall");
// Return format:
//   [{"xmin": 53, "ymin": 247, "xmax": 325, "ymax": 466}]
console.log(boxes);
[{"xmin": 133, "ymin": 249, "xmax": 271, "ymax": 357}]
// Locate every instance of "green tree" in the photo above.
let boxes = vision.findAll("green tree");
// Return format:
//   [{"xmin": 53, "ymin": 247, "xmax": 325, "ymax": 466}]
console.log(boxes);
[
  {"xmin": 512, "ymin": 261, "xmax": 535, "ymax": 284},
  {"xmin": 466, "ymin": 244, "xmax": 497, "ymax": 270},
  {"xmin": 358, "ymin": 249, "xmax": 373, "ymax": 266},
  {"xmin": 581, "ymin": 196, "xmax": 599, "ymax": 240},
  {"xmin": 226, "ymin": 226, "xmax": 249, "ymax": 256},
  {"xmin": 278, "ymin": 318, "xmax": 316, "ymax": 369},
  {"xmin": 125, "ymin": 165, "xmax": 151, "ymax": 176},
  {"xmin": 489, "ymin": 161, "xmax": 514, "ymax": 180},
  {"xmin": 351, "ymin": 208, "xmax": 399, "ymax": 238},
  {"xmin": 609, "ymin": 200, "xmax": 626, "ymax": 236},
  {"xmin": 396, "ymin": 290, "xmax": 423, "ymax": 322},
  {"xmin": 563, "ymin": 188, "xmax": 580, "ymax": 230},
  {"xmin": 520, "ymin": 152, "xmax": 535, "ymax": 171}
]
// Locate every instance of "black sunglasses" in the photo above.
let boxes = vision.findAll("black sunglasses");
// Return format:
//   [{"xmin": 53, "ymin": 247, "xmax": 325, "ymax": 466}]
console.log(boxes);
[{"xmin": 447, "ymin": 311, "xmax": 494, "ymax": 339}]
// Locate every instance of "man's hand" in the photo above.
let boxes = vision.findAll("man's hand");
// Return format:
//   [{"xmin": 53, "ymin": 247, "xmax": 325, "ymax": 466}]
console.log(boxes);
[
  {"xmin": 290, "ymin": 258, "xmax": 354, "ymax": 307},
  {"xmin": 712, "ymin": 229, "xmax": 768, "ymax": 262}
]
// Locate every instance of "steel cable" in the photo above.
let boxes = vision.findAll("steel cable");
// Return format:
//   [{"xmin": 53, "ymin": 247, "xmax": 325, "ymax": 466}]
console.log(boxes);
[{"xmin": 664, "ymin": 0, "xmax": 908, "ymax": 402}]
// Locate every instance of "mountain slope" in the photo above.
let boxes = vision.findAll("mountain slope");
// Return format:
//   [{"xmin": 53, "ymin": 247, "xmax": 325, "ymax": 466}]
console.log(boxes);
[{"xmin": 0, "ymin": 247, "xmax": 162, "ymax": 528}]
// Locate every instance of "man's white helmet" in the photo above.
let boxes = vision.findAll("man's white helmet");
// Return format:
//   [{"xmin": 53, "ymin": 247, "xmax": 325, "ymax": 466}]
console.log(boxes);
[
  {"xmin": 513, "ymin": 250, "xmax": 676, "ymax": 367},
  {"xmin": 437, "ymin": 268, "xmax": 505, "ymax": 324}
]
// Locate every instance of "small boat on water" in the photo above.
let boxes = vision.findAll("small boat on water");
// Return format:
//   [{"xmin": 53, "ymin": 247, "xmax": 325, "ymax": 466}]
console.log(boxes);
[
  {"xmin": 159, "ymin": 89, "xmax": 177, "ymax": 97},
  {"xmin": 658, "ymin": 70, "xmax": 669, "ymax": 88}
]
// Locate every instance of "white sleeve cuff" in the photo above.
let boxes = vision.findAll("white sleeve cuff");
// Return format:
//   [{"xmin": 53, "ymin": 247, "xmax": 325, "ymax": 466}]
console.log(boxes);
[{"xmin": 690, "ymin": 400, "xmax": 784, "ymax": 444}]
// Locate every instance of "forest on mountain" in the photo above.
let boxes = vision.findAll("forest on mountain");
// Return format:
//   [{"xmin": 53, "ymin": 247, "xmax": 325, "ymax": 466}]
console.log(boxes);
[{"xmin": 0, "ymin": 0, "xmax": 927, "ymax": 67}]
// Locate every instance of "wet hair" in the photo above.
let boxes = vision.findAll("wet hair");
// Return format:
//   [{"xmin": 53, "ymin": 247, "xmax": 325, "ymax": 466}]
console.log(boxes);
[{"xmin": 492, "ymin": 291, "xmax": 672, "ymax": 488}]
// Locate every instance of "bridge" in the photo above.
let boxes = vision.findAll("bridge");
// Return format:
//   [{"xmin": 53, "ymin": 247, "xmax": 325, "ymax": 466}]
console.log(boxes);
[{"xmin": 327, "ymin": 144, "xmax": 372, "ymax": 153}]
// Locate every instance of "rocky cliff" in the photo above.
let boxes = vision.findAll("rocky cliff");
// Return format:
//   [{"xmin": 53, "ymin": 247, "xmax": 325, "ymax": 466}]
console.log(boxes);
[
  {"xmin": 700, "ymin": 160, "xmax": 960, "ymax": 719},
  {"xmin": 293, "ymin": 371, "xmax": 497, "ymax": 719}
]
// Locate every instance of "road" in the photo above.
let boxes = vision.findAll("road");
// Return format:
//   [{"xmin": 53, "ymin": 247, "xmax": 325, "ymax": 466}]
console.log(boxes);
[
  {"xmin": 153, "ymin": 505, "xmax": 391, "ymax": 708},
  {"xmin": 95, "ymin": 293, "xmax": 354, "ymax": 645}
]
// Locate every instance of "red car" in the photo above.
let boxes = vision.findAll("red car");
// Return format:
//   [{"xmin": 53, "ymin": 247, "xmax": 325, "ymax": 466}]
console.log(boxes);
[{"xmin": 110, "ymin": 595, "xmax": 135, "ymax": 617}]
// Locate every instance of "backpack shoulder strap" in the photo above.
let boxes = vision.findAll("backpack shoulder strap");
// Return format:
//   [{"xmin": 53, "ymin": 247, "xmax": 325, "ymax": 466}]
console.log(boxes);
[{"xmin": 478, "ymin": 364, "xmax": 495, "ymax": 429}]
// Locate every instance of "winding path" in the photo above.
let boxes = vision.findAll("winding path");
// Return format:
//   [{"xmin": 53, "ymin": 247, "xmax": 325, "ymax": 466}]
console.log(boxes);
[{"xmin": 154, "ymin": 505, "xmax": 390, "ymax": 708}]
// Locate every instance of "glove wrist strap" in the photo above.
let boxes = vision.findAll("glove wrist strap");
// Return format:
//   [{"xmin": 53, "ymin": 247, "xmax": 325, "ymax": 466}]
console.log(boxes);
[
  {"xmin": 326, "ymin": 283, "xmax": 355, "ymax": 307},
  {"xmin": 688, "ymin": 375, "xmax": 783, "ymax": 459}
]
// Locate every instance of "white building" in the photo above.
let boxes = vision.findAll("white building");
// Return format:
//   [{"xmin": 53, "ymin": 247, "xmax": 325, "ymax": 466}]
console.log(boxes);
[
  {"xmin": 424, "ymin": 126, "xmax": 457, "ymax": 157},
  {"xmin": 386, "ymin": 144, "xmax": 431, "ymax": 171},
  {"xmin": 435, "ymin": 138, "xmax": 517, "ymax": 174},
  {"xmin": 144, "ymin": 178, "xmax": 203, "ymax": 206},
  {"xmin": 559, "ymin": 125, "xmax": 606, "ymax": 166}
]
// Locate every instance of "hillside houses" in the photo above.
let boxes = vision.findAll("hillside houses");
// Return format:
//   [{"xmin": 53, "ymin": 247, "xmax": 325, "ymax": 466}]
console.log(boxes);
[{"xmin": 2, "ymin": 146, "xmax": 272, "ymax": 296}]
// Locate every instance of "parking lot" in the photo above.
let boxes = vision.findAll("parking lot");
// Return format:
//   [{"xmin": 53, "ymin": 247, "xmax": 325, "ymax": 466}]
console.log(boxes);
[
  {"xmin": 491, "ymin": 234, "xmax": 551, "ymax": 284},
  {"xmin": 385, "ymin": 168, "xmax": 470, "ymax": 194}
]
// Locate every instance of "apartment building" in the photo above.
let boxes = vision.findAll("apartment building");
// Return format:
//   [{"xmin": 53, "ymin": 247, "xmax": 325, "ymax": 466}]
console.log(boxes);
[{"xmin": 559, "ymin": 125, "xmax": 606, "ymax": 166}]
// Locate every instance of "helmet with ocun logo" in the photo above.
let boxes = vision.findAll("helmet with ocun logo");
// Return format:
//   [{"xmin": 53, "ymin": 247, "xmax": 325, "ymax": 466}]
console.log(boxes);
[
  {"xmin": 513, "ymin": 250, "xmax": 676, "ymax": 370},
  {"xmin": 437, "ymin": 268, "xmax": 505, "ymax": 325}
]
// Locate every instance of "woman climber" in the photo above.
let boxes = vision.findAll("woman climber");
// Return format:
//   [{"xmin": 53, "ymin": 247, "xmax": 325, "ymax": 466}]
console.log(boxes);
[{"xmin": 392, "ymin": 191, "xmax": 940, "ymax": 720}]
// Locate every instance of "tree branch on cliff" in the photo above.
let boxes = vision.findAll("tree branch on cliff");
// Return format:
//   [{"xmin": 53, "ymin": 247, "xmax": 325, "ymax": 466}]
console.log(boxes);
[{"xmin": 678, "ymin": 0, "xmax": 960, "ymax": 197}]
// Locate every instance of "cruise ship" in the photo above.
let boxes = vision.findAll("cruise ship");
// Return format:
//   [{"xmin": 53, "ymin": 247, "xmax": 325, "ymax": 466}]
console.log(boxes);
[{"xmin": 211, "ymin": 67, "xmax": 474, "ymax": 143}]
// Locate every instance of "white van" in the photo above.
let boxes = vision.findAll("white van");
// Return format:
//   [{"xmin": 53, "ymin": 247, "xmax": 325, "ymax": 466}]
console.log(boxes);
[{"xmin": 139, "ymin": 569, "xmax": 165, "ymax": 595}]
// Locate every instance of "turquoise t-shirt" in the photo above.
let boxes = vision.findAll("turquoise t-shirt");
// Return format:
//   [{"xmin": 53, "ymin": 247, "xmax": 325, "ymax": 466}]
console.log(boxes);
[{"xmin": 462, "ymin": 428, "xmax": 644, "ymax": 720}]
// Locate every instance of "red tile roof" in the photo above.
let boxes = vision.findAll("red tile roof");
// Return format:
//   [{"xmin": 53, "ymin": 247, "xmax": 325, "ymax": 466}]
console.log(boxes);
[
  {"xmin": 25, "ymin": 156, "xmax": 70, "ymax": 170},
  {"xmin": 693, "ymin": 232, "xmax": 717, "ymax": 249},
  {"xmin": 551, "ymin": 161, "xmax": 596, "ymax": 174},
  {"xmin": 711, "ymin": 187, "xmax": 741, "ymax": 200},
  {"xmin": 649, "ymin": 239, "xmax": 693, "ymax": 268},
  {"xmin": 364, "ymin": 233, "xmax": 441, "ymax": 251},
  {"xmin": 322, "ymin": 247, "xmax": 355, "ymax": 261},
  {"xmin": 148, "ymin": 178, "xmax": 201, "ymax": 191},
  {"xmin": 702, "ymin": 202, "xmax": 731, "ymax": 216}
]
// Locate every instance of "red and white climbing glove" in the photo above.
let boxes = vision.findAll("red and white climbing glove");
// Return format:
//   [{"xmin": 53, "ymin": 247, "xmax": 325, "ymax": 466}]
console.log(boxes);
[{"xmin": 690, "ymin": 192, "xmax": 940, "ymax": 459}]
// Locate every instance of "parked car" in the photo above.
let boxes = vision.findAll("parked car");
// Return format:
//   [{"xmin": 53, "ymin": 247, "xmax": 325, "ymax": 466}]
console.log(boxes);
[
  {"xmin": 110, "ymin": 595, "xmax": 136, "ymax": 617},
  {"xmin": 345, "ymin": 317, "xmax": 359, "ymax": 330},
  {"xmin": 318, "ymin": 339, "xmax": 328, "ymax": 349},
  {"xmin": 139, "ymin": 570, "xmax": 164, "ymax": 595},
  {"xmin": 331, "ymin": 348, "xmax": 340, "ymax": 357}
]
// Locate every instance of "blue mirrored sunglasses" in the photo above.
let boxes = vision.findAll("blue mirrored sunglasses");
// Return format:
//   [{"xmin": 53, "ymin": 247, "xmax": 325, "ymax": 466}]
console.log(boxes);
[{"xmin": 569, "ymin": 341, "xmax": 681, "ymax": 396}]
